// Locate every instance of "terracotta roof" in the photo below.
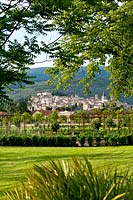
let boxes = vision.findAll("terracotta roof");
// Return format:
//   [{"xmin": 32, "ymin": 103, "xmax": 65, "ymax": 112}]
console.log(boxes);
[
  {"xmin": 31, "ymin": 110, "xmax": 52, "ymax": 116},
  {"xmin": 0, "ymin": 112, "xmax": 7, "ymax": 116}
]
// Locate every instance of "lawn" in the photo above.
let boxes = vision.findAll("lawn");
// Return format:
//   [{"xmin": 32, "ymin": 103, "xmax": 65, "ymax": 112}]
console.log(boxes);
[{"xmin": 0, "ymin": 146, "xmax": 133, "ymax": 199}]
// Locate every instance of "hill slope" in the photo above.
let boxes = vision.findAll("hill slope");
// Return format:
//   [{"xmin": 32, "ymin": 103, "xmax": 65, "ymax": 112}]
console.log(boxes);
[{"xmin": 9, "ymin": 67, "xmax": 133, "ymax": 104}]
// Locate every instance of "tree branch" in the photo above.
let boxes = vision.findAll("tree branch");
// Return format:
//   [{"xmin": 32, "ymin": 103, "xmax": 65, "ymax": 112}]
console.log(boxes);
[
  {"xmin": 47, "ymin": 34, "xmax": 63, "ymax": 47},
  {"xmin": 34, "ymin": 59, "xmax": 54, "ymax": 64},
  {"xmin": 0, "ymin": 0, "xmax": 31, "ymax": 48}
]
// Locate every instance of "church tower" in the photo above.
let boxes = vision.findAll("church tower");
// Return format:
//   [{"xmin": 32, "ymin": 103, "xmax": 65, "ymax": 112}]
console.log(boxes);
[{"xmin": 101, "ymin": 92, "xmax": 106, "ymax": 103}]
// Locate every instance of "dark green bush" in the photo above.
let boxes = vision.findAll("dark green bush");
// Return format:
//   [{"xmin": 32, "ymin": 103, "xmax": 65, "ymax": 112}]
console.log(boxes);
[
  {"xmin": 108, "ymin": 135, "xmax": 119, "ymax": 146},
  {"xmin": 56, "ymin": 136, "xmax": 64, "ymax": 147},
  {"xmin": 0, "ymin": 133, "xmax": 132, "ymax": 147},
  {"xmin": 23, "ymin": 137, "xmax": 33, "ymax": 146},
  {"xmin": 32, "ymin": 135, "xmax": 39, "ymax": 146},
  {"xmin": 56, "ymin": 136, "xmax": 73, "ymax": 147},
  {"xmin": 74, "ymin": 131, "xmax": 80, "ymax": 136},
  {"xmin": 47, "ymin": 136, "xmax": 56, "ymax": 146},
  {"xmin": 127, "ymin": 134, "xmax": 133, "ymax": 145},
  {"xmin": 104, "ymin": 135, "xmax": 109, "ymax": 146},
  {"xmin": 8, "ymin": 136, "xmax": 24, "ymax": 146},
  {"xmin": 15, "ymin": 136, "xmax": 24, "ymax": 146},
  {"xmin": 71, "ymin": 136, "xmax": 77, "ymax": 146},
  {"xmin": 87, "ymin": 135, "xmax": 93, "ymax": 146},
  {"xmin": 51, "ymin": 123, "xmax": 60, "ymax": 132},
  {"xmin": 38, "ymin": 136, "xmax": 48, "ymax": 147},
  {"xmin": 79, "ymin": 135, "xmax": 85, "ymax": 147},
  {"xmin": 119, "ymin": 135, "xmax": 128, "ymax": 146},
  {"xmin": 8, "ymin": 136, "xmax": 17, "ymax": 146},
  {"xmin": 64, "ymin": 136, "xmax": 73, "ymax": 147},
  {"xmin": 96, "ymin": 136, "xmax": 101, "ymax": 146},
  {"xmin": 0, "ymin": 136, "xmax": 9, "ymax": 146}
]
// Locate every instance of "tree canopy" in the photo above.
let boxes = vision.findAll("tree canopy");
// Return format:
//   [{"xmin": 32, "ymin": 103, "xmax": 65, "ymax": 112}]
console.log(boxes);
[
  {"xmin": 0, "ymin": 0, "xmax": 70, "ymax": 104},
  {"xmin": 47, "ymin": 0, "xmax": 133, "ymax": 99},
  {"xmin": 0, "ymin": 0, "xmax": 133, "ymax": 104}
]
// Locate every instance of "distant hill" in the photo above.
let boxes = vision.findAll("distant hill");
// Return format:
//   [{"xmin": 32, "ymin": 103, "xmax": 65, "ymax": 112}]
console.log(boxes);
[
  {"xmin": 27, "ymin": 66, "xmax": 109, "ymax": 82},
  {"xmin": 27, "ymin": 67, "xmax": 50, "ymax": 82},
  {"xmin": 9, "ymin": 66, "xmax": 133, "ymax": 104},
  {"xmin": 26, "ymin": 66, "xmax": 110, "ymax": 97}
]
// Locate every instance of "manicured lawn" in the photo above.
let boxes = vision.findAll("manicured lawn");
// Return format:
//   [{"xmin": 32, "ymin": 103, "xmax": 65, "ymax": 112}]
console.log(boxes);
[{"xmin": 0, "ymin": 146, "xmax": 133, "ymax": 199}]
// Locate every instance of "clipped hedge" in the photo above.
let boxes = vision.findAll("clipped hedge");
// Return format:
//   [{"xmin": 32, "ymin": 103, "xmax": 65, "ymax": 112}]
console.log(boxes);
[
  {"xmin": 0, "ymin": 135, "xmax": 77, "ymax": 147},
  {"xmin": 107, "ymin": 134, "xmax": 132, "ymax": 146},
  {"xmin": 0, "ymin": 134, "xmax": 132, "ymax": 147}
]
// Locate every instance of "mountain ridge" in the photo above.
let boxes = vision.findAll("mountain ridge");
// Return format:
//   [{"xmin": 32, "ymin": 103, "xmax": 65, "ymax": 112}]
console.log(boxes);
[{"xmin": 9, "ymin": 66, "xmax": 133, "ymax": 104}]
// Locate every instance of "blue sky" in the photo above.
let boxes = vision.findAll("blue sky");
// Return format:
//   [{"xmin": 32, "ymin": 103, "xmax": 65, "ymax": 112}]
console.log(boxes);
[{"xmin": 10, "ymin": 28, "xmax": 59, "ymax": 68}]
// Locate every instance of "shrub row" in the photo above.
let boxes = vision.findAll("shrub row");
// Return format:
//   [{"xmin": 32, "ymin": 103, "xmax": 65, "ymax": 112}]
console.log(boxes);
[
  {"xmin": 0, "ymin": 135, "xmax": 77, "ymax": 147},
  {"xmin": 104, "ymin": 134, "xmax": 133, "ymax": 146},
  {"xmin": 0, "ymin": 134, "xmax": 132, "ymax": 147}
]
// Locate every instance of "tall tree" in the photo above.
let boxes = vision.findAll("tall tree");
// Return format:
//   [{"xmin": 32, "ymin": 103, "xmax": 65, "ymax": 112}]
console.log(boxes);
[
  {"xmin": 0, "ymin": 0, "xmax": 71, "ymax": 104},
  {"xmin": 0, "ymin": 0, "xmax": 34, "ymax": 103},
  {"xmin": 46, "ymin": 0, "xmax": 133, "ymax": 99},
  {"xmin": 1, "ymin": 0, "xmax": 132, "ymax": 103}
]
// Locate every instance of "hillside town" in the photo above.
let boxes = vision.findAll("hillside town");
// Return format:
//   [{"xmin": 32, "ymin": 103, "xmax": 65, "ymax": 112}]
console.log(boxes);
[
  {"xmin": 28, "ymin": 92, "xmax": 131, "ymax": 113},
  {"xmin": 28, "ymin": 92, "xmax": 108, "ymax": 111}
]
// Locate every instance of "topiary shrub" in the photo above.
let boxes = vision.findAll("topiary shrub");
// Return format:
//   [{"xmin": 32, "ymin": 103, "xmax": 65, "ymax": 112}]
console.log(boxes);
[
  {"xmin": 8, "ymin": 136, "xmax": 24, "ymax": 146},
  {"xmin": 87, "ymin": 135, "xmax": 93, "ymax": 147},
  {"xmin": 71, "ymin": 136, "xmax": 77, "ymax": 147},
  {"xmin": 38, "ymin": 136, "xmax": 48, "ymax": 147},
  {"xmin": 64, "ymin": 136, "xmax": 73, "ymax": 147},
  {"xmin": 8, "ymin": 136, "xmax": 17, "ymax": 146},
  {"xmin": 56, "ymin": 135, "xmax": 65, "ymax": 147},
  {"xmin": 0, "ymin": 136, "xmax": 9, "ymax": 146},
  {"xmin": 15, "ymin": 136, "xmax": 24, "ymax": 146},
  {"xmin": 47, "ymin": 136, "xmax": 56, "ymax": 147},
  {"xmin": 32, "ymin": 135, "xmax": 39, "ymax": 146},
  {"xmin": 23, "ymin": 137, "xmax": 33, "ymax": 146},
  {"xmin": 127, "ymin": 134, "xmax": 133, "ymax": 145},
  {"xmin": 96, "ymin": 136, "xmax": 101, "ymax": 146},
  {"xmin": 119, "ymin": 135, "xmax": 128, "ymax": 146},
  {"xmin": 79, "ymin": 135, "xmax": 86, "ymax": 147}
]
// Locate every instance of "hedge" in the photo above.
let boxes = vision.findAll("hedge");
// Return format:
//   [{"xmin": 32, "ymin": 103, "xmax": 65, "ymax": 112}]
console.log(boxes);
[{"xmin": 0, "ymin": 134, "xmax": 132, "ymax": 147}]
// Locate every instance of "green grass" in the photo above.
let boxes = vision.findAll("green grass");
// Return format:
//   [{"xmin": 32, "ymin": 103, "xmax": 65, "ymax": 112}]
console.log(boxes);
[{"xmin": 0, "ymin": 146, "xmax": 133, "ymax": 199}]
